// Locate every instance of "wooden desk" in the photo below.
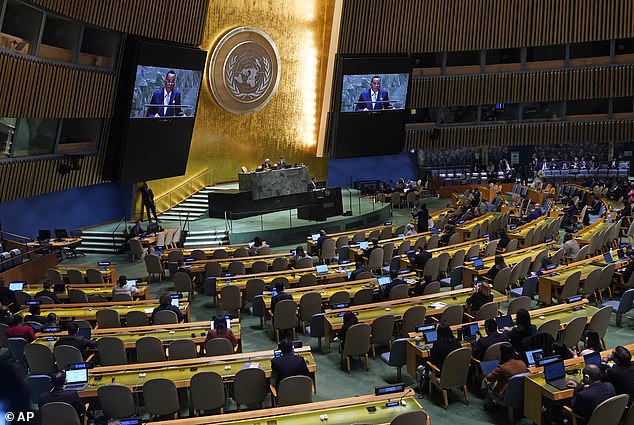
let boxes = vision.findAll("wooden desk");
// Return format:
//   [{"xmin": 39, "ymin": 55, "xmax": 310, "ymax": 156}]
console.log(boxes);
[
  {"xmin": 261, "ymin": 273, "xmax": 418, "ymax": 309},
  {"xmin": 27, "ymin": 238, "xmax": 82, "ymax": 260},
  {"xmin": 508, "ymin": 216, "xmax": 554, "ymax": 241},
  {"xmin": 187, "ymin": 252, "xmax": 291, "ymax": 273},
  {"xmin": 524, "ymin": 343, "xmax": 634, "ymax": 425},
  {"xmin": 79, "ymin": 348, "xmax": 316, "ymax": 398},
  {"xmin": 22, "ymin": 283, "xmax": 150, "ymax": 301},
  {"xmin": 398, "ymin": 238, "xmax": 488, "ymax": 271},
  {"xmin": 216, "ymin": 263, "xmax": 356, "ymax": 294},
  {"xmin": 161, "ymin": 244, "xmax": 249, "ymax": 261},
  {"xmin": 538, "ymin": 255, "xmax": 629, "ymax": 305},
  {"xmin": 455, "ymin": 212, "xmax": 497, "ymax": 242},
  {"xmin": 55, "ymin": 265, "xmax": 116, "ymax": 283},
  {"xmin": 348, "ymin": 231, "xmax": 431, "ymax": 262},
  {"xmin": 306, "ymin": 224, "xmax": 389, "ymax": 254},
  {"xmin": 461, "ymin": 242, "xmax": 558, "ymax": 286},
  {"xmin": 323, "ymin": 288, "xmax": 507, "ymax": 348},
  {"xmin": 405, "ymin": 299, "xmax": 599, "ymax": 378},
  {"xmin": 574, "ymin": 217, "xmax": 609, "ymax": 246},
  {"xmin": 34, "ymin": 320, "xmax": 242, "ymax": 353},
  {"xmin": 17, "ymin": 300, "xmax": 190, "ymax": 322},
  {"xmin": 157, "ymin": 392, "xmax": 426, "ymax": 425}
]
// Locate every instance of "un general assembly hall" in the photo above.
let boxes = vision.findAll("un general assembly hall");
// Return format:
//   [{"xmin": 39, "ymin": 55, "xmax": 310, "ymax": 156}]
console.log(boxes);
[{"xmin": 2, "ymin": 1, "xmax": 634, "ymax": 424}]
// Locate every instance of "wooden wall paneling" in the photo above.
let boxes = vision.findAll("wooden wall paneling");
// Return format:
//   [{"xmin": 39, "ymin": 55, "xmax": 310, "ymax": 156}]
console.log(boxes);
[
  {"xmin": 31, "ymin": 0, "xmax": 208, "ymax": 46},
  {"xmin": 0, "ymin": 52, "xmax": 116, "ymax": 118}
]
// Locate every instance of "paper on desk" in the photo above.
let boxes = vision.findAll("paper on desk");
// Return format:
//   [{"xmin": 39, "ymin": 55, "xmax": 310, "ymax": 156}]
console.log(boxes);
[
  {"xmin": 144, "ymin": 308, "xmax": 153, "ymax": 314},
  {"xmin": 429, "ymin": 302, "xmax": 447, "ymax": 309}
]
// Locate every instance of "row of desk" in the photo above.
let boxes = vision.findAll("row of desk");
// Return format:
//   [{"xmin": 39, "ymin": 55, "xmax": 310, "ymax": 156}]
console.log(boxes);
[
  {"xmin": 17, "ymin": 299, "xmax": 191, "ymax": 323},
  {"xmin": 21, "ymin": 283, "xmax": 150, "ymax": 302}
]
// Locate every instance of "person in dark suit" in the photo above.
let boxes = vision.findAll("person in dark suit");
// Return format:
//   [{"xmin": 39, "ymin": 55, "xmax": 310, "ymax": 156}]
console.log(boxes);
[
  {"xmin": 349, "ymin": 259, "xmax": 369, "ymax": 281},
  {"xmin": 270, "ymin": 281, "xmax": 293, "ymax": 312},
  {"xmin": 278, "ymin": 156, "xmax": 287, "ymax": 168},
  {"xmin": 472, "ymin": 318, "xmax": 509, "ymax": 360},
  {"xmin": 38, "ymin": 371, "xmax": 86, "ymax": 418},
  {"xmin": 54, "ymin": 322, "xmax": 96, "ymax": 360},
  {"xmin": 262, "ymin": 158, "xmax": 273, "ymax": 170},
  {"xmin": 602, "ymin": 346, "xmax": 634, "ymax": 405},
  {"xmin": 316, "ymin": 229, "xmax": 329, "ymax": 250},
  {"xmin": 146, "ymin": 70, "xmax": 183, "ymax": 117},
  {"xmin": 355, "ymin": 76, "xmax": 392, "ymax": 111},
  {"xmin": 24, "ymin": 304, "xmax": 47, "ymax": 327},
  {"xmin": 380, "ymin": 270, "xmax": 407, "ymax": 300},
  {"xmin": 466, "ymin": 282, "xmax": 494, "ymax": 315},
  {"xmin": 0, "ymin": 277, "xmax": 16, "ymax": 309},
  {"xmin": 271, "ymin": 338, "xmax": 310, "ymax": 389},
  {"xmin": 429, "ymin": 323, "xmax": 461, "ymax": 370},
  {"xmin": 151, "ymin": 293, "xmax": 183, "ymax": 323},
  {"xmin": 508, "ymin": 309, "xmax": 536, "ymax": 352},
  {"xmin": 413, "ymin": 204, "xmax": 430, "ymax": 233},
  {"xmin": 34, "ymin": 280, "xmax": 61, "ymax": 304},
  {"xmin": 141, "ymin": 182, "xmax": 159, "ymax": 223},
  {"xmin": 308, "ymin": 177, "xmax": 318, "ymax": 191},
  {"xmin": 130, "ymin": 220, "xmax": 145, "ymax": 238},
  {"xmin": 566, "ymin": 365, "xmax": 615, "ymax": 425},
  {"xmin": 409, "ymin": 247, "xmax": 431, "ymax": 270}
]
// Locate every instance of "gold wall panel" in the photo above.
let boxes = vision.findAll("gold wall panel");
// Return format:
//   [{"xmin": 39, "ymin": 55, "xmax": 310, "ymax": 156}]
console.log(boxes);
[
  {"xmin": 411, "ymin": 65, "xmax": 634, "ymax": 107},
  {"xmin": 404, "ymin": 120, "xmax": 634, "ymax": 150},
  {"xmin": 339, "ymin": 0, "xmax": 634, "ymax": 54},
  {"xmin": 148, "ymin": 0, "xmax": 335, "ymax": 198},
  {"xmin": 0, "ymin": 52, "xmax": 116, "ymax": 118},
  {"xmin": 29, "ymin": 0, "xmax": 208, "ymax": 46}
]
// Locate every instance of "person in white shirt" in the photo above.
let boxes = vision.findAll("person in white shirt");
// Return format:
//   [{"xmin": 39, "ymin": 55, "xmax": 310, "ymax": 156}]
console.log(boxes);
[
  {"xmin": 562, "ymin": 232, "xmax": 580, "ymax": 258},
  {"xmin": 112, "ymin": 275, "xmax": 139, "ymax": 298}
]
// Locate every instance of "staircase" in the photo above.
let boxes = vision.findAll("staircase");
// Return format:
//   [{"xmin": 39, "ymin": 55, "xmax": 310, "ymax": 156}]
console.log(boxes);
[
  {"xmin": 158, "ymin": 187, "xmax": 214, "ymax": 221},
  {"xmin": 183, "ymin": 229, "xmax": 230, "ymax": 248},
  {"xmin": 76, "ymin": 230, "xmax": 126, "ymax": 254}
]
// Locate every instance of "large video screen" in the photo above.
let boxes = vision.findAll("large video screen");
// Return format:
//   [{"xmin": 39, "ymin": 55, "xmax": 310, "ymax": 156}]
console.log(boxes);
[
  {"xmin": 341, "ymin": 73, "xmax": 409, "ymax": 112},
  {"xmin": 103, "ymin": 39, "xmax": 207, "ymax": 183},
  {"xmin": 328, "ymin": 56, "xmax": 412, "ymax": 158},
  {"xmin": 130, "ymin": 66, "xmax": 203, "ymax": 118}
]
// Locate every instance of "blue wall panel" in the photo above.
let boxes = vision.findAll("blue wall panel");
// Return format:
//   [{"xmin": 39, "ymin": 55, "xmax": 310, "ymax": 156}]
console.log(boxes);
[
  {"xmin": 0, "ymin": 183, "xmax": 132, "ymax": 239},
  {"xmin": 327, "ymin": 152, "xmax": 418, "ymax": 188}
]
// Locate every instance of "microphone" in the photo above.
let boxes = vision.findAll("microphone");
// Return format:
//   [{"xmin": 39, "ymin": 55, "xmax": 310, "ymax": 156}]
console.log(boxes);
[{"xmin": 398, "ymin": 387, "xmax": 413, "ymax": 406}]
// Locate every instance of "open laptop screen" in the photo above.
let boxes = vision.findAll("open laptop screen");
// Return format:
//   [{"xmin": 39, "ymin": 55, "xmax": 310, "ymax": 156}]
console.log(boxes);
[
  {"xmin": 544, "ymin": 360, "xmax": 565, "ymax": 381},
  {"xmin": 525, "ymin": 349, "xmax": 543, "ymax": 366},
  {"xmin": 8, "ymin": 281, "xmax": 24, "ymax": 291},
  {"xmin": 65, "ymin": 367, "xmax": 88, "ymax": 385},
  {"xmin": 315, "ymin": 264, "xmax": 328, "ymax": 274},
  {"xmin": 377, "ymin": 276, "xmax": 390, "ymax": 286}
]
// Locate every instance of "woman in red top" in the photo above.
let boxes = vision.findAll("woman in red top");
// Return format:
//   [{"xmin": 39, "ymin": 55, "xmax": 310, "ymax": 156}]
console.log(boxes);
[
  {"xmin": 6, "ymin": 315, "xmax": 35, "ymax": 342},
  {"xmin": 205, "ymin": 316, "xmax": 237, "ymax": 350}
]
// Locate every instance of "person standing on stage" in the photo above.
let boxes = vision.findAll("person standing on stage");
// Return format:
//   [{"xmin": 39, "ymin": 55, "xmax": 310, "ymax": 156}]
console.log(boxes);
[{"xmin": 141, "ymin": 182, "xmax": 159, "ymax": 223}]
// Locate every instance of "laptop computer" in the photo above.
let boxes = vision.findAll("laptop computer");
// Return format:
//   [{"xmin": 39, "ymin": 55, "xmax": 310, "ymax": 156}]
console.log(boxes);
[
  {"xmin": 211, "ymin": 316, "xmax": 231, "ymax": 330},
  {"xmin": 311, "ymin": 233, "xmax": 320, "ymax": 242},
  {"xmin": 315, "ymin": 264, "xmax": 329, "ymax": 275},
  {"xmin": 461, "ymin": 323, "xmax": 479, "ymax": 343},
  {"xmin": 415, "ymin": 324, "xmax": 436, "ymax": 333},
  {"xmin": 536, "ymin": 355, "xmax": 560, "ymax": 367},
  {"xmin": 544, "ymin": 360, "xmax": 570, "ymax": 390},
  {"xmin": 525, "ymin": 348, "xmax": 544, "ymax": 367},
  {"xmin": 170, "ymin": 295, "xmax": 180, "ymax": 308},
  {"xmin": 432, "ymin": 227, "xmax": 439, "ymax": 235},
  {"xmin": 63, "ymin": 366, "xmax": 89, "ymax": 391},
  {"xmin": 604, "ymin": 252, "xmax": 614, "ymax": 263},
  {"xmin": 377, "ymin": 276, "xmax": 390, "ymax": 287},
  {"xmin": 9, "ymin": 281, "xmax": 25, "ymax": 291},
  {"xmin": 617, "ymin": 249, "xmax": 625, "ymax": 259},
  {"xmin": 473, "ymin": 258, "xmax": 484, "ymax": 270},
  {"xmin": 423, "ymin": 330, "xmax": 438, "ymax": 345},
  {"xmin": 496, "ymin": 315, "xmax": 514, "ymax": 331},
  {"xmin": 126, "ymin": 279, "xmax": 137, "ymax": 287},
  {"xmin": 77, "ymin": 327, "xmax": 91, "ymax": 340},
  {"xmin": 584, "ymin": 352, "xmax": 601, "ymax": 367},
  {"xmin": 358, "ymin": 241, "xmax": 369, "ymax": 250}
]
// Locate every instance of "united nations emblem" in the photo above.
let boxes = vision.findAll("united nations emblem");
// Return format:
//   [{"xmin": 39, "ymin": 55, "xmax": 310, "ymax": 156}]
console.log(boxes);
[{"xmin": 209, "ymin": 27, "xmax": 281, "ymax": 115}]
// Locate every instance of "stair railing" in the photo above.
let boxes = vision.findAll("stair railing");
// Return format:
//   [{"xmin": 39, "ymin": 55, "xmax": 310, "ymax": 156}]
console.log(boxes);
[
  {"xmin": 154, "ymin": 169, "xmax": 214, "ymax": 215},
  {"xmin": 111, "ymin": 217, "xmax": 128, "ymax": 254}
]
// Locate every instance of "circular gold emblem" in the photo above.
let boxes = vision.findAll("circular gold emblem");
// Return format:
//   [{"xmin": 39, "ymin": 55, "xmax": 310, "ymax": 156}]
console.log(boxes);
[{"xmin": 209, "ymin": 27, "xmax": 281, "ymax": 115}]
